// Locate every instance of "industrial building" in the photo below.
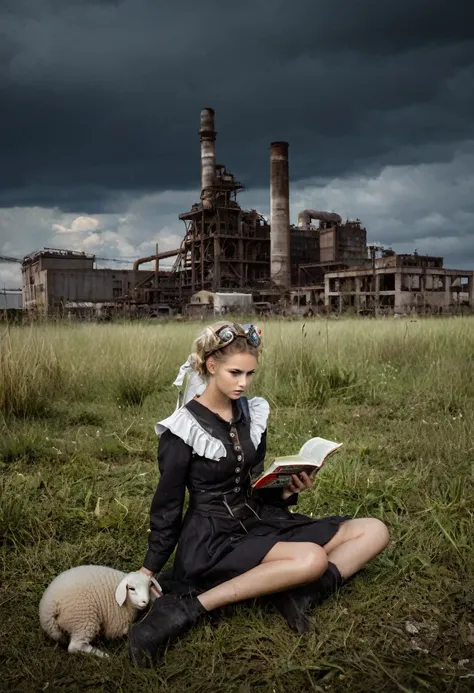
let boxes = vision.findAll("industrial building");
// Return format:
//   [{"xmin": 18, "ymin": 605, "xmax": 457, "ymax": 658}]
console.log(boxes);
[
  {"xmin": 11, "ymin": 106, "xmax": 474, "ymax": 317},
  {"xmin": 324, "ymin": 253, "xmax": 473, "ymax": 315},
  {"xmin": 291, "ymin": 251, "xmax": 473, "ymax": 315},
  {"xmin": 21, "ymin": 248, "xmax": 173, "ymax": 317}
]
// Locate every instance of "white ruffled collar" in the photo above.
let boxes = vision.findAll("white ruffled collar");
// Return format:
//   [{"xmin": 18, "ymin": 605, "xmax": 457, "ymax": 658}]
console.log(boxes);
[{"xmin": 154, "ymin": 396, "xmax": 269, "ymax": 461}]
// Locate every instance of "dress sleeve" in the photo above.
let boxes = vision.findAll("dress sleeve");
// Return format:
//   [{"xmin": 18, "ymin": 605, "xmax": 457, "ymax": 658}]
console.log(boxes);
[
  {"xmin": 142, "ymin": 429, "xmax": 193, "ymax": 574},
  {"xmin": 250, "ymin": 429, "xmax": 298, "ymax": 508}
]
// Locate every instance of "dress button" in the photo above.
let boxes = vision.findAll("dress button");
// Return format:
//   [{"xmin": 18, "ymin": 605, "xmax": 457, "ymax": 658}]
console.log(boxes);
[
  {"xmin": 235, "ymin": 445, "xmax": 241, "ymax": 451},
  {"xmin": 234, "ymin": 487, "xmax": 240, "ymax": 493},
  {"xmin": 230, "ymin": 432, "xmax": 235, "ymax": 438},
  {"xmin": 235, "ymin": 477, "xmax": 241, "ymax": 483},
  {"xmin": 237, "ymin": 455, "xmax": 242, "ymax": 461},
  {"xmin": 235, "ymin": 467, "xmax": 241, "ymax": 473}
]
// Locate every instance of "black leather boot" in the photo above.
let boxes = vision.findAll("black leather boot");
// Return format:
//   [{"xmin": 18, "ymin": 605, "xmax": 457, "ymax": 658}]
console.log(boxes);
[
  {"xmin": 128, "ymin": 594, "xmax": 207, "ymax": 668},
  {"xmin": 271, "ymin": 562, "xmax": 344, "ymax": 634}
]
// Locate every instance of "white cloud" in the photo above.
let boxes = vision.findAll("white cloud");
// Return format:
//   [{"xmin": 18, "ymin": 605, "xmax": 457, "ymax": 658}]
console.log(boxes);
[
  {"xmin": 53, "ymin": 215, "xmax": 101, "ymax": 234},
  {"xmin": 1, "ymin": 148, "xmax": 473, "ymax": 288}
]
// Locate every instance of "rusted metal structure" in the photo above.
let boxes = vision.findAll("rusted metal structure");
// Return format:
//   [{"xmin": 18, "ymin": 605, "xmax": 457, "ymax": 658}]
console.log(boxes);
[
  {"xmin": 162, "ymin": 108, "xmax": 272, "ymax": 302},
  {"xmin": 270, "ymin": 141, "xmax": 291, "ymax": 289}
]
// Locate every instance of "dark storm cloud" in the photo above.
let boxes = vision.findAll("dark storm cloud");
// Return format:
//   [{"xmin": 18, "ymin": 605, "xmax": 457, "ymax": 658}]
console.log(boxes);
[{"xmin": 0, "ymin": 0, "xmax": 473, "ymax": 211}]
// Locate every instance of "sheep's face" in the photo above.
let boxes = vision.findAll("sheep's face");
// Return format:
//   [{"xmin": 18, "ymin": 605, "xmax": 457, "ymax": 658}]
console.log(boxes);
[{"xmin": 115, "ymin": 571, "xmax": 161, "ymax": 610}]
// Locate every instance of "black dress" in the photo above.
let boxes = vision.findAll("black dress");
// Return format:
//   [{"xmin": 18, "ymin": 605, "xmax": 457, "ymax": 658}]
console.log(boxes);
[{"xmin": 143, "ymin": 396, "xmax": 350, "ymax": 593}]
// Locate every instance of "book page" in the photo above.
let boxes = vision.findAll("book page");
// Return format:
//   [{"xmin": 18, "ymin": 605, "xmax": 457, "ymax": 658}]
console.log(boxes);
[
  {"xmin": 298, "ymin": 437, "xmax": 342, "ymax": 464},
  {"xmin": 269, "ymin": 454, "xmax": 308, "ymax": 467}
]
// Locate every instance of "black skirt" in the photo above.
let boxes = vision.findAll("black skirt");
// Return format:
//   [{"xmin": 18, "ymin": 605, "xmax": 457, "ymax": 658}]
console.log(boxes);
[{"xmin": 163, "ymin": 502, "xmax": 351, "ymax": 594}]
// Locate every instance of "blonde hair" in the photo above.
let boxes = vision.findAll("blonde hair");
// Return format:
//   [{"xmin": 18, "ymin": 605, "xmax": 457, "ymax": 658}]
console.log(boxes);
[{"xmin": 189, "ymin": 321, "xmax": 261, "ymax": 377}]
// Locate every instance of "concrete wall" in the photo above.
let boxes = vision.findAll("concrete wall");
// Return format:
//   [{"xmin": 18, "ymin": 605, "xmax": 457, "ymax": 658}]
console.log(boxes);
[
  {"xmin": 46, "ymin": 269, "xmax": 145, "ymax": 306},
  {"xmin": 320, "ymin": 228, "xmax": 336, "ymax": 263},
  {"xmin": 319, "ymin": 225, "xmax": 367, "ymax": 263},
  {"xmin": 337, "ymin": 225, "xmax": 367, "ymax": 260},
  {"xmin": 40, "ymin": 257, "xmax": 94, "ymax": 271},
  {"xmin": 23, "ymin": 266, "xmax": 156, "ymax": 314},
  {"xmin": 22, "ymin": 265, "xmax": 48, "ymax": 312}
]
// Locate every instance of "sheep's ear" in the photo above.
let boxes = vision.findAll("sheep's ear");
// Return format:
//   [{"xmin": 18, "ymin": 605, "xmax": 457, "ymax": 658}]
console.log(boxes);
[
  {"xmin": 115, "ymin": 577, "xmax": 128, "ymax": 606},
  {"xmin": 150, "ymin": 577, "xmax": 162, "ymax": 594}
]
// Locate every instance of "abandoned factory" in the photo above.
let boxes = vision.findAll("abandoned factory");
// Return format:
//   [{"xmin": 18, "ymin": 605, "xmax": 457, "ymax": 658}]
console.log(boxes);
[{"xmin": 19, "ymin": 107, "xmax": 473, "ymax": 318}]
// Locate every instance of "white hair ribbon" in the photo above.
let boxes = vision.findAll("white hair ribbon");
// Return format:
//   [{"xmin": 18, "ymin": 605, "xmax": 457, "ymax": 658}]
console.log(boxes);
[{"xmin": 173, "ymin": 357, "xmax": 206, "ymax": 410}]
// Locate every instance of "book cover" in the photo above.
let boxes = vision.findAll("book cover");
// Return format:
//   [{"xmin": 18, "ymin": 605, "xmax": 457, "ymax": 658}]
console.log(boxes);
[{"xmin": 251, "ymin": 437, "xmax": 342, "ymax": 489}]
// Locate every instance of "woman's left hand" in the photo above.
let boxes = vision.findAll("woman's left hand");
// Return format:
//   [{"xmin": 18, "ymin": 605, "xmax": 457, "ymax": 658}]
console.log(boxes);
[{"xmin": 282, "ymin": 472, "xmax": 313, "ymax": 500}]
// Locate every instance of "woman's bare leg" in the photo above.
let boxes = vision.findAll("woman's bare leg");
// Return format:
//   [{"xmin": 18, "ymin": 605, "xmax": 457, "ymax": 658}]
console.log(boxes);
[
  {"xmin": 197, "ymin": 542, "xmax": 328, "ymax": 611},
  {"xmin": 197, "ymin": 519, "xmax": 389, "ymax": 612},
  {"xmin": 322, "ymin": 518, "xmax": 390, "ymax": 579}
]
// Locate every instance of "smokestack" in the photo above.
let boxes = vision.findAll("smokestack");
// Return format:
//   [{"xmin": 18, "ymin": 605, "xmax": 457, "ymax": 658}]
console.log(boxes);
[
  {"xmin": 199, "ymin": 107, "xmax": 216, "ymax": 209},
  {"xmin": 270, "ymin": 141, "xmax": 290, "ymax": 288}
]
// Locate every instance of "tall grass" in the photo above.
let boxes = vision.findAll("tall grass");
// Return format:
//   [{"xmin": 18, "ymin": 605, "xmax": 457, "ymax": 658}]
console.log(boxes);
[{"xmin": 1, "ymin": 316, "xmax": 474, "ymax": 692}]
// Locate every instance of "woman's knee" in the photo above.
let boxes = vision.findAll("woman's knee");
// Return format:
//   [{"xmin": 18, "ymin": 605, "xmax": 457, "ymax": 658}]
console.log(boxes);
[
  {"xmin": 296, "ymin": 543, "xmax": 328, "ymax": 579},
  {"xmin": 364, "ymin": 518, "xmax": 390, "ymax": 550}
]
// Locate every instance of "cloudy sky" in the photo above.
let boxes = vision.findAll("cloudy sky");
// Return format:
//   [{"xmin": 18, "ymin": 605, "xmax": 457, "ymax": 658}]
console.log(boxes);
[{"xmin": 1, "ymin": 0, "xmax": 473, "ymax": 287}]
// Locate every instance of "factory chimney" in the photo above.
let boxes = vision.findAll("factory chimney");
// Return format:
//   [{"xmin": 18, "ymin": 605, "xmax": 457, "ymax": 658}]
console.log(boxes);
[
  {"xmin": 199, "ymin": 107, "xmax": 216, "ymax": 209},
  {"xmin": 270, "ymin": 141, "xmax": 291, "ymax": 288}
]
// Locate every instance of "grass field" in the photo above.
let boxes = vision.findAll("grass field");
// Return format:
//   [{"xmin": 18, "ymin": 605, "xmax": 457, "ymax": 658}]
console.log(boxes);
[{"xmin": 1, "ymin": 317, "xmax": 473, "ymax": 693}]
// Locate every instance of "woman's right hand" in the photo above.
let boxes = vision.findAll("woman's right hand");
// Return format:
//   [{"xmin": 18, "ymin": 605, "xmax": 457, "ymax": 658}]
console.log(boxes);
[
  {"xmin": 140, "ymin": 567, "xmax": 162, "ymax": 598},
  {"xmin": 282, "ymin": 472, "xmax": 314, "ymax": 499}
]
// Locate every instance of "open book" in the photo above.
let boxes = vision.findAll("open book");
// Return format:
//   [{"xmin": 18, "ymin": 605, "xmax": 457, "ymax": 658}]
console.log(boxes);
[{"xmin": 251, "ymin": 436, "xmax": 343, "ymax": 489}]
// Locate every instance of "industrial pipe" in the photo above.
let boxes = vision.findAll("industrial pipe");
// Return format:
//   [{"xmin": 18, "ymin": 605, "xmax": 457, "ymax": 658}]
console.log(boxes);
[
  {"xmin": 297, "ymin": 209, "xmax": 342, "ymax": 229},
  {"xmin": 270, "ymin": 141, "xmax": 291, "ymax": 288},
  {"xmin": 132, "ymin": 248, "xmax": 180, "ymax": 272},
  {"xmin": 199, "ymin": 107, "xmax": 216, "ymax": 209}
]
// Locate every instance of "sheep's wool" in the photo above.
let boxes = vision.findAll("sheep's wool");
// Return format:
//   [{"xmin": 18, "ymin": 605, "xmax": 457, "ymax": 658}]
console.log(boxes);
[{"xmin": 39, "ymin": 566, "xmax": 133, "ymax": 642}]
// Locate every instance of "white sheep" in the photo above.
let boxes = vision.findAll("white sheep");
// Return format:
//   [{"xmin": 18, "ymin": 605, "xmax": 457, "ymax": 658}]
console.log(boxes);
[{"xmin": 39, "ymin": 565, "xmax": 161, "ymax": 658}]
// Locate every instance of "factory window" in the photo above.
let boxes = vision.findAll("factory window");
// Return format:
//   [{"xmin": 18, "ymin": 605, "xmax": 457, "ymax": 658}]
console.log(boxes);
[
  {"xmin": 380, "ymin": 295, "xmax": 395, "ymax": 308},
  {"xmin": 293, "ymin": 295, "xmax": 307, "ymax": 307},
  {"xmin": 112, "ymin": 279, "xmax": 123, "ymax": 298},
  {"xmin": 380, "ymin": 274, "xmax": 395, "ymax": 291},
  {"xmin": 361, "ymin": 276, "xmax": 375, "ymax": 292},
  {"xmin": 426, "ymin": 275, "xmax": 444, "ymax": 291},
  {"xmin": 225, "ymin": 243, "xmax": 236, "ymax": 258},
  {"xmin": 401, "ymin": 274, "xmax": 421, "ymax": 291}
]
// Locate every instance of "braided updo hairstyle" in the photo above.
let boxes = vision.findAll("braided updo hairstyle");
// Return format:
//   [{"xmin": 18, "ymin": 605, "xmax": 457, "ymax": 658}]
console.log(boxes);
[{"xmin": 189, "ymin": 321, "xmax": 262, "ymax": 378}]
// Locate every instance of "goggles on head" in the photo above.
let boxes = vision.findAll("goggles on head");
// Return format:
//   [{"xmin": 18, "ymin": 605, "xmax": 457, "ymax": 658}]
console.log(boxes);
[{"xmin": 211, "ymin": 323, "xmax": 262, "ymax": 352}]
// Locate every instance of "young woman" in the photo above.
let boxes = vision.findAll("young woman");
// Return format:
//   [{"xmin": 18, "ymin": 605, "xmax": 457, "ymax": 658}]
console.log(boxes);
[{"xmin": 129, "ymin": 321, "xmax": 389, "ymax": 667}]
